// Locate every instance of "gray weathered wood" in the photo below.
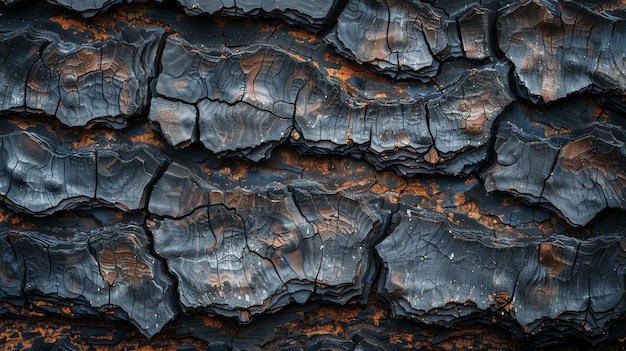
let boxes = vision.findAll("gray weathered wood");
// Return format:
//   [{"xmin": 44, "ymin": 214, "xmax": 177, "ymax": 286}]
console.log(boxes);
[
  {"xmin": 0, "ymin": 132, "xmax": 166, "ymax": 215},
  {"xmin": 498, "ymin": 0, "xmax": 626, "ymax": 102},
  {"xmin": 0, "ymin": 26, "xmax": 162, "ymax": 127}
]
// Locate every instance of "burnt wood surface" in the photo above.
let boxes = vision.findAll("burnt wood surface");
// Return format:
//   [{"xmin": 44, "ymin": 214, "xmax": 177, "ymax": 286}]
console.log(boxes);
[{"xmin": 1, "ymin": 0, "xmax": 626, "ymax": 349}]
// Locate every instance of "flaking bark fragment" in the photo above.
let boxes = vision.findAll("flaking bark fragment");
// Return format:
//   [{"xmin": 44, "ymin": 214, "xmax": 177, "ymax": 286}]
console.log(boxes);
[
  {"xmin": 377, "ymin": 209, "xmax": 626, "ymax": 337},
  {"xmin": 9, "ymin": 223, "xmax": 177, "ymax": 337},
  {"xmin": 483, "ymin": 121, "xmax": 626, "ymax": 226},
  {"xmin": 0, "ymin": 25, "xmax": 162, "ymax": 128},
  {"xmin": 0, "ymin": 131, "xmax": 166, "ymax": 216},
  {"xmin": 148, "ymin": 160, "xmax": 388, "ymax": 321},
  {"xmin": 498, "ymin": 0, "xmax": 626, "ymax": 102}
]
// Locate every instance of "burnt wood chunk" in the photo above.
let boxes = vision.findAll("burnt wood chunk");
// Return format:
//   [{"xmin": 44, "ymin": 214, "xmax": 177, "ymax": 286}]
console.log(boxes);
[
  {"xmin": 293, "ymin": 94, "xmax": 435, "ymax": 174},
  {"xmin": 87, "ymin": 224, "xmax": 178, "ymax": 336},
  {"xmin": 284, "ymin": 182, "xmax": 386, "ymax": 301},
  {"xmin": 148, "ymin": 161, "xmax": 222, "ymax": 218},
  {"xmin": 0, "ymin": 29, "xmax": 50, "ymax": 115},
  {"xmin": 148, "ymin": 97, "xmax": 198, "ymax": 148},
  {"xmin": 155, "ymin": 35, "xmax": 513, "ymax": 174},
  {"xmin": 299, "ymin": 65, "xmax": 512, "ymax": 176},
  {"xmin": 426, "ymin": 67, "xmax": 513, "ymax": 174},
  {"xmin": 458, "ymin": 5, "xmax": 492, "ymax": 60},
  {"xmin": 0, "ymin": 230, "xmax": 23, "ymax": 300},
  {"xmin": 377, "ymin": 210, "xmax": 626, "ymax": 337},
  {"xmin": 96, "ymin": 145, "xmax": 167, "ymax": 211},
  {"xmin": 10, "ymin": 223, "xmax": 177, "ymax": 337},
  {"xmin": 148, "ymin": 160, "xmax": 388, "ymax": 321},
  {"xmin": 2, "ymin": 0, "xmax": 626, "ymax": 348},
  {"xmin": 328, "ymin": 0, "xmax": 462, "ymax": 79},
  {"xmin": 197, "ymin": 97, "xmax": 291, "ymax": 162},
  {"xmin": 483, "ymin": 121, "xmax": 626, "ymax": 226},
  {"xmin": 154, "ymin": 38, "xmax": 295, "ymax": 161},
  {"xmin": 498, "ymin": 0, "xmax": 626, "ymax": 102},
  {"xmin": 0, "ymin": 26, "xmax": 162, "ymax": 127},
  {"xmin": 0, "ymin": 132, "xmax": 96, "ymax": 215},
  {"xmin": 0, "ymin": 132, "xmax": 166, "ymax": 215}
]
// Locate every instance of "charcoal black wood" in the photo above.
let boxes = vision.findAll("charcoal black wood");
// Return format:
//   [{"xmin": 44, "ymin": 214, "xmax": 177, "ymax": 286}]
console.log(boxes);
[
  {"xmin": 0, "ymin": 131, "xmax": 166, "ymax": 215},
  {"xmin": 0, "ymin": 0, "xmax": 626, "ymax": 349},
  {"xmin": 148, "ymin": 159, "xmax": 388, "ymax": 322},
  {"xmin": 0, "ymin": 25, "xmax": 162, "ymax": 128},
  {"xmin": 498, "ymin": 0, "xmax": 626, "ymax": 102},
  {"xmin": 483, "ymin": 120, "xmax": 626, "ymax": 226},
  {"xmin": 9, "ymin": 223, "xmax": 178, "ymax": 337},
  {"xmin": 458, "ymin": 5, "xmax": 492, "ymax": 60},
  {"xmin": 377, "ymin": 209, "xmax": 626, "ymax": 338},
  {"xmin": 327, "ymin": 0, "xmax": 462, "ymax": 79}
]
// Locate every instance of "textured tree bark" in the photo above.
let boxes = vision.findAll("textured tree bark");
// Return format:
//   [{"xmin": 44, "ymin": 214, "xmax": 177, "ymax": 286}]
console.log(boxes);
[{"xmin": 1, "ymin": 0, "xmax": 626, "ymax": 349}]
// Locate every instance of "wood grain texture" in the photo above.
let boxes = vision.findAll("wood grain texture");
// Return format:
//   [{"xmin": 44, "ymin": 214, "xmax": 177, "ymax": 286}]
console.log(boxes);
[
  {"xmin": 9, "ymin": 223, "xmax": 178, "ymax": 337},
  {"xmin": 377, "ymin": 209, "xmax": 626, "ymax": 338},
  {"xmin": 498, "ymin": 0, "xmax": 626, "ymax": 102},
  {"xmin": 0, "ymin": 25, "xmax": 162, "ymax": 127},
  {"xmin": 0, "ymin": 131, "xmax": 166, "ymax": 215},
  {"xmin": 0, "ymin": 0, "xmax": 626, "ymax": 349}
]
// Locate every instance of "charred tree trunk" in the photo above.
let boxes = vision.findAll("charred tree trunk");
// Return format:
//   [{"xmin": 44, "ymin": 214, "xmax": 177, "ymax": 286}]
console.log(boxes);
[{"xmin": 1, "ymin": 0, "xmax": 626, "ymax": 349}]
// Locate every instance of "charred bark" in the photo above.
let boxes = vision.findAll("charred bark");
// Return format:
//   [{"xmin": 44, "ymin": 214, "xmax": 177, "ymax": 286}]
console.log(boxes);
[{"xmin": 1, "ymin": 0, "xmax": 626, "ymax": 349}]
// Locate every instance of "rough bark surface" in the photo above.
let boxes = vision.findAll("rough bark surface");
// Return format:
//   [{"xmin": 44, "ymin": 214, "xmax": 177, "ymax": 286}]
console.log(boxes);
[
  {"xmin": 377, "ymin": 210, "xmax": 626, "ymax": 338},
  {"xmin": 0, "ymin": 131, "xmax": 166, "ymax": 215},
  {"xmin": 1, "ymin": 0, "xmax": 626, "ymax": 349},
  {"xmin": 0, "ymin": 25, "xmax": 161, "ymax": 127},
  {"xmin": 499, "ymin": 0, "xmax": 626, "ymax": 102}
]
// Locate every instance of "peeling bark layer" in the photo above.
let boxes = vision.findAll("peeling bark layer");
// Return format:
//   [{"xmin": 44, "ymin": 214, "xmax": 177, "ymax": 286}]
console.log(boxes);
[
  {"xmin": 499, "ymin": 0, "xmax": 626, "ymax": 102},
  {"xmin": 1, "ymin": 0, "xmax": 626, "ymax": 349},
  {"xmin": 0, "ymin": 131, "xmax": 166, "ymax": 215},
  {"xmin": 377, "ymin": 210, "xmax": 626, "ymax": 338},
  {"xmin": 0, "ymin": 25, "xmax": 162, "ymax": 127},
  {"xmin": 10, "ymin": 223, "xmax": 178, "ymax": 337}
]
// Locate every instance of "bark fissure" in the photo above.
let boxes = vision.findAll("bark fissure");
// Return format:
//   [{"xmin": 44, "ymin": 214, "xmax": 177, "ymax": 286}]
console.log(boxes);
[{"xmin": 0, "ymin": 0, "xmax": 626, "ymax": 349}]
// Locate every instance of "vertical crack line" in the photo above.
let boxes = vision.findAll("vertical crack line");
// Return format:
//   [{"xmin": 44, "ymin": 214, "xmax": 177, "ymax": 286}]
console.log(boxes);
[
  {"xmin": 509, "ymin": 268, "xmax": 522, "ymax": 313},
  {"xmin": 382, "ymin": 0, "xmax": 399, "ymax": 80},
  {"xmin": 319, "ymin": 0, "xmax": 351, "ymax": 36},
  {"xmin": 424, "ymin": 102, "xmax": 436, "ymax": 155},
  {"xmin": 571, "ymin": 241, "xmax": 581, "ymax": 279},
  {"xmin": 149, "ymin": 31, "xmax": 171, "ymax": 101},
  {"xmin": 585, "ymin": 257, "xmax": 594, "ymax": 329},
  {"xmin": 539, "ymin": 144, "xmax": 560, "ymax": 201},
  {"xmin": 193, "ymin": 102, "xmax": 201, "ymax": 145},
  {"xmin": 141, "ymin": 219, "xmax": 181, "ymax": 318},
  {"xmin": 142, "ymin": 156, "xmax": 172, "ymax": 215},
  {"xmin": 93, "ymin": 152, "xmax": 99, "ymax": 211}
]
